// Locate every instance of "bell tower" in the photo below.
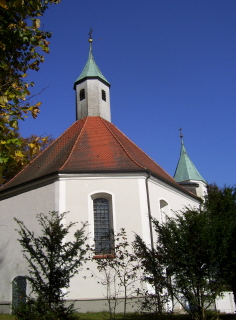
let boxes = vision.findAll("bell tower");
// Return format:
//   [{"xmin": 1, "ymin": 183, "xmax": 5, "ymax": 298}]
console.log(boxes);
[
  {"xmin": 73, "ymin": 30, "xmax": 111, "ymax": 122},
  {"xmin": 174, "ymin": 129, "xmax": 207, "ymax": 198}
]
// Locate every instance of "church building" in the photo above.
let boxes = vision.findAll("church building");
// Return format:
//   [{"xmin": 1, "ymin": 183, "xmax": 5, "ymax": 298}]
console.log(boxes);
[{"xmin": 0, "ymin": 36, "xmax": 233, "ymax": 313}]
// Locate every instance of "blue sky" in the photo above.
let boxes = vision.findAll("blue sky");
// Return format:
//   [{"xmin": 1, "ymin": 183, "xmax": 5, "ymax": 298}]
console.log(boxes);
[{"xmin": 20, "ymin": 0, "xmax": 236, "ymax": 187}]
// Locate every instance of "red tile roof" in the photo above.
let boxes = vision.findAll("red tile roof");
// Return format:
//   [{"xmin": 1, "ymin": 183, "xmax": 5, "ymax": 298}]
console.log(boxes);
[{"xmin": 0, "ymin": 117, "xmax": 191, "ymax": 193}]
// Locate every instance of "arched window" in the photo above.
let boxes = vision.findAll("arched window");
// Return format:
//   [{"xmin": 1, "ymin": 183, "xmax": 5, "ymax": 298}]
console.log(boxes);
[
  {"xmin": 80, "ymin": 88, "xmax": 85, "ymax": 101},
  {"xmin": 160, "ymin": 200, "xmax": 169, "ymax": 223},
  {"xmin": 12, "ymin": 276, "xmax": 27, "ymax": 310},
  {"xmin": 93, "ymin": 197, "xmax": 112, "ymax": 254},
  {"xmin": 101, "ymin": 89, "xmax": 106, "ymax": 101}
]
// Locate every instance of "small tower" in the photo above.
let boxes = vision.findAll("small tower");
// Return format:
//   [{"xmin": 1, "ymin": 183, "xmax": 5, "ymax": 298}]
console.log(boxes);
[
  {"xmin": 174, "ymin": 130, "xmax": 207, "ymax": 198},
  {"xmin": 73, "ymin": 31, "xmax": 111, "ymax": 122}
]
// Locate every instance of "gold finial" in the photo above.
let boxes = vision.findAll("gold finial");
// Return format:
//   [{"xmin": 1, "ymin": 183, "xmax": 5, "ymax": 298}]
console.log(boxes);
[{"xmin": 88, "ymin": 27, "xmax": 93, "ymax": 43}]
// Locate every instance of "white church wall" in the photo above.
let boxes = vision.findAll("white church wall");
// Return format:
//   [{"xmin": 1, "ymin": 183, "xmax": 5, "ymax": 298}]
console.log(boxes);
[
  {"xmin": 190, "ymin": 179, "xmax": 208, "ymax": 199},
  {"xmin": 54, "ymin": 173, "xmax": 201, "ymax": 301},
  {"xmin": 0, "ymin": 173, "xmax": 206, "ymax": 312},
  {"xmin": 59, "ymin": 174, "xmax": 145, "ymax": 300},
  {"xmin": 0, "ymin": 183, "xmax": 56, "ymax": 307},
  {"xmin": 62, "ymin": 174, "xmax": 144, "ymax": 243},
  {"xmin": 147, "ymin": 176, "xmax": 200, "ymax": 243},
  {"xmin": 215, "ymin": 292, "xmax": 235, "ymax": 313},
  {"xmin": 138, "ymin": 177, "xmax": 152, "ymax": 247},
  {"xmin": 149, "ymin": 177, "xmax": 200, "ymax": 217}
]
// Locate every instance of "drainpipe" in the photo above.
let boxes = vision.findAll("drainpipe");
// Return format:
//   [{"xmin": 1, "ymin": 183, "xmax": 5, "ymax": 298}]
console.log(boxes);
[
  {"xmin": 145, "ymin": 171, "xmax": 154, "ymax": 251},
  {"xmin": 145, "ymin": 172, "xmax": 161, "ymax": 311}
]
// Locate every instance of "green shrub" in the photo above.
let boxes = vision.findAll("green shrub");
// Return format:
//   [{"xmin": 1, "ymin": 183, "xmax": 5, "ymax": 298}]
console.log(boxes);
[{"xmin": 13, "ymin": 298, "xmax": 77, "ymax": 320}]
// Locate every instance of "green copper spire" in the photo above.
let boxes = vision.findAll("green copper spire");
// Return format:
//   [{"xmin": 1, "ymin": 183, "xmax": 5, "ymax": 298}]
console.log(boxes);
[
  {"xmin": 174, "ymin": 134, "xmax": 206, "ymax": 183},
  {"xmin": 74, "ymin": 36, "xmax": 110, "ymax": 89}
]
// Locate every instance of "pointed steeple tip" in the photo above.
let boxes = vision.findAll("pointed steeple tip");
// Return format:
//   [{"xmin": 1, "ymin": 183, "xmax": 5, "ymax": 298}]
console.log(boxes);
[
  {"xmin": 174, "ymin": 131, "xmax": 206, "ymax": 183},
  {"xmin": 73, "ymin": 29, "xmax": 110, "ymax": 89}
]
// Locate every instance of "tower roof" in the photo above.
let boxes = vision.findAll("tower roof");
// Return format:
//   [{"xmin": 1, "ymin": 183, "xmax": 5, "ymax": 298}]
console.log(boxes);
[
  {"xmin": 0, "ymin": 117, "xmax": 198, "ymax": 198},
  {"xmin": 174, "ymin": 141, "xmax": 206, "ymax": 183},
  {"xmin": 74, "ymin": 42, "xmax": 110, "ymax": 89}
]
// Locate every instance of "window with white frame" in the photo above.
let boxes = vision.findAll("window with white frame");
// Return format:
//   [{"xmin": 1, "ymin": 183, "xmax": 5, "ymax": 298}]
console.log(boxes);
[{"xmin": 93, "ymin": 197, "xmax": 113, "ymax": 254}]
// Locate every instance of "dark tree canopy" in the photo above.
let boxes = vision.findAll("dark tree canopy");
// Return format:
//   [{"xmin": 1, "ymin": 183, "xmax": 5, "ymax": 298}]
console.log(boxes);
[
  {"xmin": 134, "ymin": 184, "xmax": 236, "ymax": 319},
  {"xmin": 153, "ymin": 209, "xmax": 223, "ymax": 320},
  {"xmin": 205, "ymin": 184, "xmax": 236, "ymax": 305}
]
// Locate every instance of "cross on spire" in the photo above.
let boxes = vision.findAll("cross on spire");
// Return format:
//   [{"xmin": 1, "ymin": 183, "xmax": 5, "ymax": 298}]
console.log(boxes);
[
  {"xmin": 88, "ymin": 28, "xmax": 93, "ymax": 40},
  {"xmin": 179, "ymin": 128, "xmax": 183, "ymax": 142}
]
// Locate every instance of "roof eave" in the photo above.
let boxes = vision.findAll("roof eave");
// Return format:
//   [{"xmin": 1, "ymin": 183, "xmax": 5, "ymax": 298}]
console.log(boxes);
[
  {"xmin": 73, "ymin": 76, "xmax": 111, "ymax": 90},
  {"xmin": 0, "ymin": 171, "xmax": 59, "ymax": 200},
  {"xmin": 0, "ymin": 168, "xmax": 200, "ymax": 201}
]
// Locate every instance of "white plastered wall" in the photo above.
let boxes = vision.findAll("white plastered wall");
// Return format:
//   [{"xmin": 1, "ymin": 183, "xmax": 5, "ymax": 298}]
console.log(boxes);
[
  {"xmin": 147, "ymin": 176, "xmax": 200, "ymax": 244},
  {"xmin": 61, "ymin": 174, "xmax": 144, "ymax": 300},
  {"xmin": 0, "ymin": 173, "xmax": 201, "ymax": 304},
  {"xmin": 55, "ymin": 174, "xmax": 200, "ymax": 300},
  {"xmin": 191, "ymin": 180, "xmax": 208, "ymax": 199},
  {"xmin": 0, "ymin": 183, "xmax": 56, "ymax": 303}
]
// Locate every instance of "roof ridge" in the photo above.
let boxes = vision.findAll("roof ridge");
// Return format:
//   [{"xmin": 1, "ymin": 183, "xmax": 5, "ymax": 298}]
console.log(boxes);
[
  {"xmin": 102, "ymin": 118, "xmax": 175, "ymax": 181},
  {"xmin": 100, "ymin": 117, "xmax": 146, "ymax": 170},
  {"xmin": 60, "ymin": 117, "xmax": 89, "ymax": 171},
  {"xmin": 0, "ymin": 120, "xmax": 82, "ymax": 190}
]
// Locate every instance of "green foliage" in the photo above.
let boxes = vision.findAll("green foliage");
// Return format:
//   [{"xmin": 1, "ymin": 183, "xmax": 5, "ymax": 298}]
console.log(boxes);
[
  {"xmin": 89, "ymin": 229, "xmax": 140, "ymax": 319},
  {"xmin": 1, "ymin": 133, "xmax": 53, "ymax": 184},
  {"xmin": 2, "ymin": 313, "xmax": 236, "ymax": 320},
  {"xmin": 0, "ymin": 0, "xmax": 60, "ymax": 179},
  {"xmin": 14, "ymin": 211, "xmax": 87, "ymax": 319},
  {"xmin": 204, "ymin": 184, "xmax": 236, "ymax": 305},
  {"xmin": 133, "ymin": 235, "xmax": 170, "ymax": 314},
  {"xmin": 133, "ymin": 184, "xmax": 236, "ymax": 319},
  {"xmin": 154, "ymin": 209, "xmax": 223, "ymax": 320},
  {"xmin": 13, "ymin": 299, "xmax": 77, "ymax": 320}
]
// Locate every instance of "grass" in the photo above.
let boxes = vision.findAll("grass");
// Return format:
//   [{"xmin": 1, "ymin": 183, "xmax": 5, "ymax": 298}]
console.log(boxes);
[
  {"xmin": 0, "ymin": 316, "xmax": 15, "ymax": 320},
  {"xmin": 77, "ymin": 314, "xmax": 236, "ymax": 320},
  {"xmin": 0, "ymin": 313, "xmax": 236, "ymax": 320},
  {"xmin": 76, "ymin": 313, "xmax": 192, "ymax": 320}
]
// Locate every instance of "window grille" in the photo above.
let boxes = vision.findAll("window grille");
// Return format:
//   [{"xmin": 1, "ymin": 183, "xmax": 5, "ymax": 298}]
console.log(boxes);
[{"xmin": 93, "ymin": 198, "xmax": 111, "ymax": 254}]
